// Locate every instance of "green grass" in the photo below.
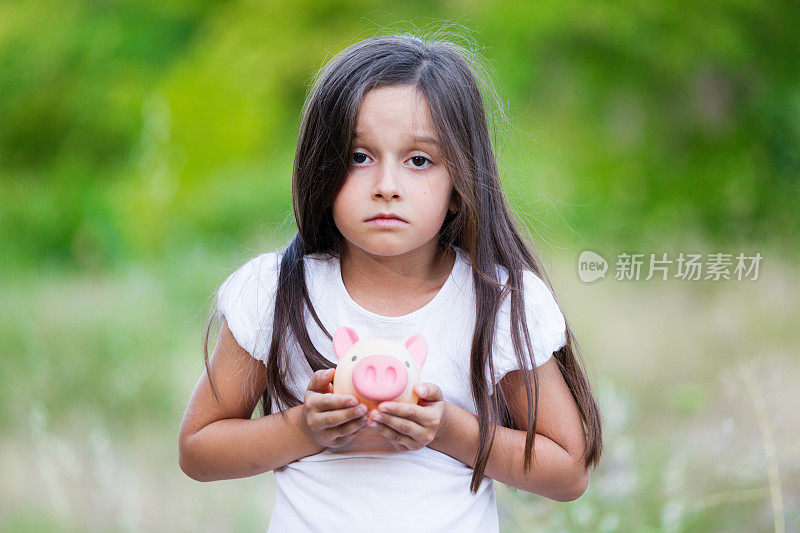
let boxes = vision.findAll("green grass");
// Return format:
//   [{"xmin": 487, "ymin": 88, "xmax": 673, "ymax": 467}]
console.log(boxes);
[{"xmin": 1, "ymin": 243, "xmax": 797, "ymax": 531}]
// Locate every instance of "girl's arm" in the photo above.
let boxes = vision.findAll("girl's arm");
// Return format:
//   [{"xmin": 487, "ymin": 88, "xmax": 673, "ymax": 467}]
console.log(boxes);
[
  {"xmin": 178, "ymin": 320, "xmax": 325, "ymax": 482},
  {"xmin": 429, "ymin": 357, "xmax": 590, "ymax": 501}
]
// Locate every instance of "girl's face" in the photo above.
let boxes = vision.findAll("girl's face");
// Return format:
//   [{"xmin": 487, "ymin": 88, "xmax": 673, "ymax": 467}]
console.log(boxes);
[{"xmin": 332, "ymin": 85, "xmax": 454, "ymax": 260}]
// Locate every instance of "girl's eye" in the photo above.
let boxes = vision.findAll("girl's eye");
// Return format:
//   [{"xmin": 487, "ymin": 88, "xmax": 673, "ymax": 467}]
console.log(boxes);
[
  {"xmin": 350, "ymin": 152, "xmax": 431, "ymax": 169},
  {"xmin": 408, "ymin": 155, "xmax": 431, "ymax": 169},
  {"xmin": 351, "ymin": 152, "xmax": 370, "ymax": 165}
]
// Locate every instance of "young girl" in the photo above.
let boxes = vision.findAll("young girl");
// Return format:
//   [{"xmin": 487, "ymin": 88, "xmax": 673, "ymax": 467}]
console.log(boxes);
[{"xmin": 179, "ymin": 33, "xmax": 602, "ymax": 532}]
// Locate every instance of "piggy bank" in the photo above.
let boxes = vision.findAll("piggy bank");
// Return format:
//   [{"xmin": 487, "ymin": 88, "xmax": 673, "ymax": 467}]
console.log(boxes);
[{"xmin": 331, "ymin": 326, "xmax": 427, "ymax": 410}]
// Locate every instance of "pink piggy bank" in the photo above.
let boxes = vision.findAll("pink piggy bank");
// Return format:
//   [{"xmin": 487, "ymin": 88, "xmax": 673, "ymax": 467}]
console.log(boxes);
[{"xmin": 332, "ymin": 326, "xmax": 427, "ymax": 410}]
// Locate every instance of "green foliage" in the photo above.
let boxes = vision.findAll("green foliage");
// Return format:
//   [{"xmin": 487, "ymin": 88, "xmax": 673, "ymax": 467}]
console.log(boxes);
[{"xmin": 1, "ymin": 1, "xmax": 797, "ymax": 272}]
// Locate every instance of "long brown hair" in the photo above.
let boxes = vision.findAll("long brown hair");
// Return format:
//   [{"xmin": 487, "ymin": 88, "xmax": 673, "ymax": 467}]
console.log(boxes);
[{"xmin": 203, "ymin": 32, "xmax": 602, "ymax": 494}]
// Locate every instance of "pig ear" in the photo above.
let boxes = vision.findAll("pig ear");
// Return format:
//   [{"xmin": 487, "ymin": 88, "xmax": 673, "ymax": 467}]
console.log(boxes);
[
  {"xmin": 333, "ymin": 327, "xmax": 359, "ymax": 361},
  {"xmin": 403, "ymin": 334, "xmax": 427, "ymax": 368}
]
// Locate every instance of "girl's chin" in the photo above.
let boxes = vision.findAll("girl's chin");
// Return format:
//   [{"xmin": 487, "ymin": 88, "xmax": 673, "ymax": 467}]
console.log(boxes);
[
  {"xmin": 341, "ymin": 234, "xmax": 441, "ymax": 258},
  {"xmin": 357, "ymin": 244, "xmax": 441, "ymax": 259}
]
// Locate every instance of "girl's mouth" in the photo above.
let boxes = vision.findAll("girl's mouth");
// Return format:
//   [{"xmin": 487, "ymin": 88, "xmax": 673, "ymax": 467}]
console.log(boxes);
[{"xmin": 365, "ymin": 217, "xmax": 408, "ymax": 228}]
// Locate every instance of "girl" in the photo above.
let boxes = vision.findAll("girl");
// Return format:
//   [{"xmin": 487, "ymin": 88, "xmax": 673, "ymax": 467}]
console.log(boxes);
[{"xmin": 179, "ymin": 33, "xmax": 602, "ymax": 532}]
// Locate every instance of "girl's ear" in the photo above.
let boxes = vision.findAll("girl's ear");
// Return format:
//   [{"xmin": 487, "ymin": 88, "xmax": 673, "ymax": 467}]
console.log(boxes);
[
  {"xmin": 403, "ymin": 334, "xmax": 428, "ymax": 368},
  {"xmin": 333, "ymin": 327, "xmax": 359, "ymax": 361}
]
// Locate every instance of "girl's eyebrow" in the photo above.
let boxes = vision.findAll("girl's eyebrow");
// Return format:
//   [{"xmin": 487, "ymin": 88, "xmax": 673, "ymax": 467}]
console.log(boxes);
[
  {"xmin": 353, "ymin": 131, "xmax": 440, "ymax": 147},
  {"xmin": 413, "ymin": 136, "xmax": 440, "ymax": 147}
]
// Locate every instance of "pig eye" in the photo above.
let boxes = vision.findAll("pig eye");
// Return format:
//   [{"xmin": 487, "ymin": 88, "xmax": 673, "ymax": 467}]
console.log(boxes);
[
  {"xmin": 351, "ymin": 355, "xmax": 357, "ymax": 362},
  {"xmin": 405, "ymin": 361, "xmax": 410, "ymax": 367}
]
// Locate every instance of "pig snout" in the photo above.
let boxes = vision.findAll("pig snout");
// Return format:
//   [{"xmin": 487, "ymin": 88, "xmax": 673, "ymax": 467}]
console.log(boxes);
[{"xmin": 351, "ymin": 354, "xmax": 408, "ymax": 402}]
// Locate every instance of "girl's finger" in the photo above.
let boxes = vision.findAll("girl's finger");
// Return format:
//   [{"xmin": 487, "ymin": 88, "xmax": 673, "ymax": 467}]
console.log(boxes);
[
  {"xmin": 313, "ymin": 393, "xmax": 359, "ymax": 412},
  {"xmin": 370, "ymin": 411, "xmax": 423, "ymax": 441},
  {"xmin": 330, "ymin": 411, "xmax": 369, "ymax": 437},
  {"xmin": 371, "ymin": 421, "xmax": 416, "ymax": 451},
  {"xmin": 306, "ymin": 368, "xmax": 335, "ymax": 393},
  {"xmin": 318, "ymin": 403, "xmax": 368, "ymax": 428},
  {"xmin": 331, "ymin": 434, "xmax": 358, "ymax": 448},
  {"xmin": 415, "ymin": 383, "xmax": 443, "ymax": 403},
  {"xmin": 377, "ymin": 402, "xmax": 430, "ymax": 427}
]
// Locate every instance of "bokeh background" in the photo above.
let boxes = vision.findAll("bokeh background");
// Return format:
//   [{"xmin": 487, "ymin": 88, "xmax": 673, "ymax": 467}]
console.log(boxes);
[{"xmin": 1, "ymin": 1, "xmax": 798, "ymax": 531}]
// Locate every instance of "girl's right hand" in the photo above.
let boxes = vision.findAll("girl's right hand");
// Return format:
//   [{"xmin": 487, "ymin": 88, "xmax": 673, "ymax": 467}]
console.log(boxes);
[{"xmin": 300, "ymin": 368, "xmax": 369, "ymax": 448}]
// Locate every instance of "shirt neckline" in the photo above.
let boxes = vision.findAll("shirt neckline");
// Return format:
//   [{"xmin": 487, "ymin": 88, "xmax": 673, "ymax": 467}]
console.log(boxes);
[{"xmin": 332, "ymin": 246, "xmax": 466, "ymax": 323}]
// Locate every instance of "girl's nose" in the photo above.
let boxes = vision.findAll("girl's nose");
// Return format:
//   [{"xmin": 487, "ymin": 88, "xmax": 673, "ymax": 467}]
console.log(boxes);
[{"xmin": 371, "ymin": 162, "xmax": 402, "ymax": 200}]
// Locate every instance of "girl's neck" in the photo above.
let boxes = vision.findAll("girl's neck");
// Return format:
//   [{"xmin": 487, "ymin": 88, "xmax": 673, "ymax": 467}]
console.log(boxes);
[{"xmin": 339, "ymin": 243, "xmax": 456, "ymax": 303}]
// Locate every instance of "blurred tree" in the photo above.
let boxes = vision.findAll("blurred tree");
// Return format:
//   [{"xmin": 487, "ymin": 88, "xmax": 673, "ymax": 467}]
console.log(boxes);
[{"xmin": 1, "ymin": 0, "xmax": 797, "ymax": 271}]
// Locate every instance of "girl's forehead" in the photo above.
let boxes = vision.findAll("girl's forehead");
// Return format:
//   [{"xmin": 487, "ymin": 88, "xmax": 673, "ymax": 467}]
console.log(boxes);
[
  {"xmin": 354, "ymin": 86, "xmax": 438, "ymax": 141},
  {"xmin": 359, "ymin": 86, "xmax": 430, "ymax": 117}
]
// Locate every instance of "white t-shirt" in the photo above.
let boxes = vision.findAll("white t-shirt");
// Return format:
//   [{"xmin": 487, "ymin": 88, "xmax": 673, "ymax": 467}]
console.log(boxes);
[{"xmin": 216, "ymin": 245, "xmax": 567, "ymax": 532}]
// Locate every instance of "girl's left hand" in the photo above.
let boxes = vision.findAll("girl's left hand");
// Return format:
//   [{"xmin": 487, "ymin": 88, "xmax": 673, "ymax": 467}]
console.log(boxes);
[{"xmin": 367, "ymin": 383, "xmax": 449, "ymax": 452}]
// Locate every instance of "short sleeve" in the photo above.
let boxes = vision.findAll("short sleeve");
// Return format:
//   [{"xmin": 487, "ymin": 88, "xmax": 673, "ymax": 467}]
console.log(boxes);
[
  {"xmin": 216, "ymin": 252, "xmax": 281, "ymax": 364},
  {"xmin": 491, "ymin": 269, "xmax": 567, "ymax": 384}
]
